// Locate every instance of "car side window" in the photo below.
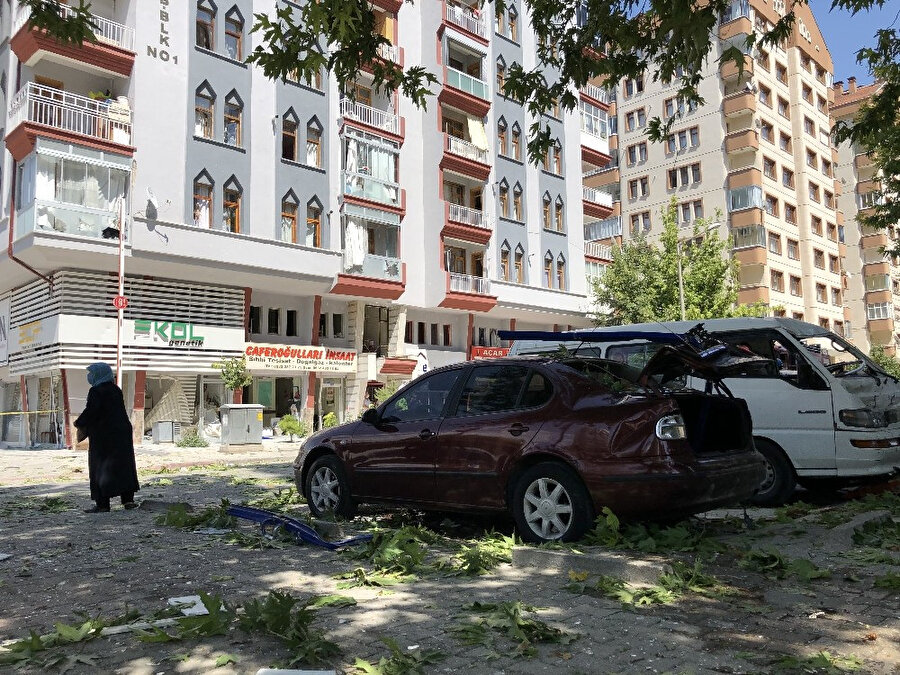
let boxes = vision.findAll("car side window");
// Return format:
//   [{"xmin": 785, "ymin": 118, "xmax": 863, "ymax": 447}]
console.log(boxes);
[
  {"xmin": 382, "ymin": 370, "xmax": 462, "ymax": 422},
  {"xmin": 520, "ymin": 371, "xmax": 552, "ymax": 408},
  {"xmin": 718, "ymin": 331, "xmax": 826, "ymax": 389},
  {"xmin": 453, "ymin": 365, "xmax": 529, "ymax": 416}
]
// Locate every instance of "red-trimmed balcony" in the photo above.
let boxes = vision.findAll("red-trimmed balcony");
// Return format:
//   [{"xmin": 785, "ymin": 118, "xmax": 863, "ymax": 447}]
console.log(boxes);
[
  {"xmin": 11, "ymin": 5, "xmax": 134, "ymax": 78},
  {"xmin": 5, "ymin": 83, "xmax": 133, "ymax": 162},
  {"xmin": 331, "ymin": 252, "xmax": 406, "ymax": 300},
  {"xmin": 579, "ymin": 83, "xmax": 613, "ymax": 109},
  {"xmin": 439, "ymin": 272, "xmax": 497, "ymax": 312},
  {"xmin": 442, "ymin": 202, "xmax": 492, "ymax": 244},
  {"xmin": 339, "ymin": 98, "xmax": 405, "ymax": 142},
  {"xmin": 584, "ymin": 241, "xmax": 612, "ymax": 262},
  {"xmin": 439, "ymin": 67, "xmax": 491, "ymax": 118},
  {"xmin": 361, "ymin": 41, "xmax": 405, "ymax": 74},
  {"xmin": 440, "ymin": 133, "xmax": 491, "ymax": 181},
  {"xmin": 583, "ymin": 186, "xmax": 614, "ymax": 219},
  {"xmin": 443, "ymin": 2, "xmax": 489, "ymax": 44},
  {"xmin": 341, "ymin": 170, "xmax": 406, "ymax": 216},
  {"xmin": 371, "ymin": 0, "xmax": 403, "ymax": 12}
]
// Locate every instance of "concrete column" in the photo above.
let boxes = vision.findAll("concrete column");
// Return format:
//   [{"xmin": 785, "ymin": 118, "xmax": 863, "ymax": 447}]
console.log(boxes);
[{"xmin": 131, "ymin": 370, "xmax": 146, "ymax": 447}]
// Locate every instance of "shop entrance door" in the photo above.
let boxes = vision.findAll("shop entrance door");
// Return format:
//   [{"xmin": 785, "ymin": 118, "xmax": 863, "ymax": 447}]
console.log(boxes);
[{"xmin": 275, "ymin": 377, "xmax": 294, "ymax": 417}]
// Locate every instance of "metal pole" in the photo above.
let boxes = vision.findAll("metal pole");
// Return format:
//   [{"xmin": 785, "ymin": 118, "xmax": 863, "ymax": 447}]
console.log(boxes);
[
  {"xmin": 116, "ymin": 199, "xmax": 125, "ymax": 387},
  {"xmin": 677, "ymin": 239, "xmax": 686, "ymax": 321}
]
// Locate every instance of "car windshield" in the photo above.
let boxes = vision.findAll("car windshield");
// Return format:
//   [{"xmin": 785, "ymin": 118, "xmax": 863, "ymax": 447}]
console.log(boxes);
[
  {"xmin": 796, "ymin": 333, "xmax": 881, "ymax": 378},
  {"xmin": 558, "ymin": 358, "xmax": 653, "ymax": 394}
]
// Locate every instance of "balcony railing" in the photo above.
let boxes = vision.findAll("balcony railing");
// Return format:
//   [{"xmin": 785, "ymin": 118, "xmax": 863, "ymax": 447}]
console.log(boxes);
[
  {"xmin": 376, "ymin": 42, "xmax": 399, "ymax": 63},
  {"xmin": 448, "ymin": 203, "xmax": 488, "ymax": 229},
  {"xmin": 14, "ymin": 4, "xmax": 134, "ymax": 51},
  {"xmin": 17, "ymin": 199, "xmax": 129, "ymax": 243},
  {"xmin": 344, "ymin": 252, "xmax": 402, "ymax": 281},
  {"xmin": 342, "ymin": 170, "xmax": 401, "ymax": 207},
  {"xmin": 9, "ymin": 82, "xmax": 132, "ymax": 145},
  {"xmin": 450, "ymin": 272, "xmax": 491, "ymax": 295},
  {"xmin": 581, "ymin": 84, "xmax": 614, "ymax": 104},
  {"xmin": 584, "ymin": 216, "xmax": 622, "ymax": 240},
  {"xmin": 583, "ymin": 186, "xmax": 614, "ymax": 208},
  {"xmin": 446, "ymin": 134, "xmax": 489, "ymax": 163},
  {"xmin": 445, "ymin": 4, "xmax": 487, "ymax": 38},
  {"xmin": 584, "ymin": 241, "xmax": 612, "ymax": 259},
  {"xmin": 446, "ymin": 67, "xmax": 490, "ymax": 100},
  {"xmin": 340, "ymin": 98, "xmax": 399, "ymax": 135}
]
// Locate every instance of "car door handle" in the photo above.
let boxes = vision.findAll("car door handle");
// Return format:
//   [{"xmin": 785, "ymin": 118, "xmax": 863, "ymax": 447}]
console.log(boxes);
[
  {"xmin": 508, "ymin": 423, "xmax": 529, "ymax": 436},
  {"xmin": 418, "ymin": 429, "xmax": 435, "ymax": 440}
]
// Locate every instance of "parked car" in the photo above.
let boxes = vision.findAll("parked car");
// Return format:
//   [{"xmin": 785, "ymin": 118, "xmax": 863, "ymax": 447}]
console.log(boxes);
[
  {"xmin": 506, "ymin": 318, "xmax": 900, "ymax": 506},
  {"xmin": 295, "ymin": 328, "xmax": 768, "ymax": 542}
]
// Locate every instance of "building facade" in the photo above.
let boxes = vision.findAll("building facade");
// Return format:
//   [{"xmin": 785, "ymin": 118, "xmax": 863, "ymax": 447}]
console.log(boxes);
[
  {"xmin": 832, "ymin": 78, "xmax": 894, "ymax": 354},
  {"xmin": 0, "ymin": 0, "xmax": 612, "ymax": 448},
  {"xmin": 590, "ymin": 0, "xmax": 846, "ymax": 330}
]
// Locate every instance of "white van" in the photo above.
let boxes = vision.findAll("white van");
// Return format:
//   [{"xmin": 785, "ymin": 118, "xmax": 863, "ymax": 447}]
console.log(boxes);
[{"xmin": 505, "ymin": 317, "xmax": 900, "ymax": 505}]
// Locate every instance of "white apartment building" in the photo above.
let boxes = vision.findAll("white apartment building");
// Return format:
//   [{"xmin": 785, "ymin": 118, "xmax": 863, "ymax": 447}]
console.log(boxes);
[{"xmin": 0, "ymin": 0, "xmax": 612, "ymax": 448}]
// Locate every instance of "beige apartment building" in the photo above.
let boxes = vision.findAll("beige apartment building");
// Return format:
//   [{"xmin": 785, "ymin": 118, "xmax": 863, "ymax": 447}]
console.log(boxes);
[
  {"xmin": 587, "ymin": 0, "xmax": 846, "ymax": 331},
  {"xmin": 832, "ymin": 79, "xmax": 895, "ymax": 354}
]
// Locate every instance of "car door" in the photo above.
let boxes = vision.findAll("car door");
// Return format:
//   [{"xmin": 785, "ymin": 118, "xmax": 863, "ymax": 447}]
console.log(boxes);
[
  {"xmin": 433, "ymin": 365, "xmax": 550, "ymax": 509},
  {"xmin": 712, "ymin": 330, "xmax": 836, "ymax": 473},
  {"xmin": 347, "ymin": 367, "xmax": 465, "ymax": 503}
]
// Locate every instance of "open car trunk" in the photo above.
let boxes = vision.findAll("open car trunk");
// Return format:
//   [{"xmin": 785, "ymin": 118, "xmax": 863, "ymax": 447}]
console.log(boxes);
[{"xmin": 672, "ymin": 393, "xmax": 753, "ymax": 455}]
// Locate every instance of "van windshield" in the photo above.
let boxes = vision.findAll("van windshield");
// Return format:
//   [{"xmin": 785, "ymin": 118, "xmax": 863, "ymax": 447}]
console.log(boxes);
[{"xmin": 795, "ymin": 333, "xmax": 881, "ymax": 378}]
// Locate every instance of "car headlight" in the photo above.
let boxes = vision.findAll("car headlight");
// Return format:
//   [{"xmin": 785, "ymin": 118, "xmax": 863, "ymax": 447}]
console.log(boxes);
[
  {"xmin": 656, "ymin": 414, "xmax": 687, "ymax": 440},
  {"xmin": 839, "ymin": 409, "xmax": 887, "ymax": 428}
]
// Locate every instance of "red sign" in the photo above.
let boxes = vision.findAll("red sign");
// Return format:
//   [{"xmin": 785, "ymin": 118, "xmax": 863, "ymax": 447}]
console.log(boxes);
[
  {"xmin": 112, "ymin": 295, "xmax": 128, "ymax": 309},
  {"xmin": 471, "ymin": 346, "xmax": 509, "ymax": 359}
]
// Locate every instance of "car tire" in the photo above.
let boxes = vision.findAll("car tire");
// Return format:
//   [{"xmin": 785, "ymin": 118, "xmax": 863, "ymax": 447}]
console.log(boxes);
[
  {"xmin": 749, "ymin": 440, "xmax": 796, "ymax": 507},
  {"xmin": 511, "ymin": 462, "xmax": 594, "ymax": 543},
  {"xmin": 304, "ymin": 454, "xmax": 356, "ymax": 519}
]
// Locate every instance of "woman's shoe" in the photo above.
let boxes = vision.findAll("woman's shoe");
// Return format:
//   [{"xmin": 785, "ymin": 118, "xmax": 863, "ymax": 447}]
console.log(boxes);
[{"xmin": 84, "ymin": 505, "xmax": 110, "ymax": 513}]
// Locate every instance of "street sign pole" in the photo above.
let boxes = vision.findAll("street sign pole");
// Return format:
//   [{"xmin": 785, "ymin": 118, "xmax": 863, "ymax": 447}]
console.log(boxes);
[{"xmin": 116, "ymin": 199, "xmax": 125, "ymax": 388}]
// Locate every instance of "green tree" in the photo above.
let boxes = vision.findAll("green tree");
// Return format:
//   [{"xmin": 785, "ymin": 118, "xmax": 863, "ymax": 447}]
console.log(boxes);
[
  {"xmin": 592, "ymin": 199, "xmax": 746, "ymax": 325},
  {"xmin": 869, "ymin": 344, "xmax": 900, "ymax": 379},
  {"xmin": 212, "ymin": 356, "xmax": 253, "ymax": 404}
]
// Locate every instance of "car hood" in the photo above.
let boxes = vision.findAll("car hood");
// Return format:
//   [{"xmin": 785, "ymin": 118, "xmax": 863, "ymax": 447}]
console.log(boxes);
[{"xmin": 639, "ymin": 333, "xmax": 773, "ymax": 386}]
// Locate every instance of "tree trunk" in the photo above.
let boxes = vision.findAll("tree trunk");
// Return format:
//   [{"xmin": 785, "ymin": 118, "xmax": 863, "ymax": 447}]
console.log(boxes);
[{"xmin": 232, "ymin": 388, "xmax": 243, "ymax": 404}]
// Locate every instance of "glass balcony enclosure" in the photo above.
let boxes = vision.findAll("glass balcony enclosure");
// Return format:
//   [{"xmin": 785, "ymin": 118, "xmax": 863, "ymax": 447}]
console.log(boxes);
[
  {"xmin": 342, "ymin": 205, "xmax": 401, "ymax": 281},
  {"xmin": 342, "ymin": 128, "xmax": 400, "ymax": 207}
]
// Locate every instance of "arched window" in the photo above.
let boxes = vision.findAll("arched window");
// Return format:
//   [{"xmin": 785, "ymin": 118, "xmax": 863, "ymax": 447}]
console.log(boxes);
[
  {"xmin": 224, "ymin": 7, "xmax": 244, "ymax": 60},
  {"xmin": 192, "ymin": 171, "xmax": 214, "ymax": 228},
  {"xmin": 553, "ymin": 140, "xmax": 562, "ymax": 174},
  {"xmin": 555, "ymin": 196, "xmax": 564, "ymax": 232},
  {"xmin": 306, "ymin": 198, "xmax": 323, "ymax": 247},
  {"xmin": 497, "ymin": 117, "xmax": 507, "ymax": 156},
  {"xmin": 223, "ymin": 90, "xmax": 242, "ymax": 146},
  {"xmin": 543, "ymin": 251, "xmax": 553, "ymax": 287},
  {"xmin": 281, "ymin": 190, "xmax": 299, "ymax": 242},
  {"xmin": 556, "ymin": 254, "xmax": 567, "ymax": 290},
  {"xmin": 281, "ymin": 108, "xmax": 298, "ymax": 161},
  {"xmin": 222, "ymin": 176, "xmax": 242, "ymax": 233},
  {"xmin": 513, "ymin": 183, "xmax": 523, "ymax": 221},
  {"xmin": 496, "ymin": 56, "xmax": 506, "ymax": 94},
  {"xmin": 194, "ymin": 82, "xmax": 215, "ymax": 139},
  {"xmin": 542, "ymin": 192, "xmax": 552, "ymax": 229},
  {"xmin": 514, "ymin": 244, "xmax": 525, "ymax": 283},
  {"xmin": 196, "ymin": 0, "xmax": 216, "ymax": 50},
  {"xmin": 499, "ymin": 240, "xmax": 511, "ymax": 281},
  {"xmin": 498, "ymin": 179, "xmax": 509, "ymax": 218},
  {"xmin": 511, "ymin": 123, "xmax": 522, "ymax": 160},
  {"xmin": 306, "ymin": 117, "xmax": 323, "ymax": 167},
  {"xmin": 508, "ymin": 7, "xmax": 518, "ymax": 41}
]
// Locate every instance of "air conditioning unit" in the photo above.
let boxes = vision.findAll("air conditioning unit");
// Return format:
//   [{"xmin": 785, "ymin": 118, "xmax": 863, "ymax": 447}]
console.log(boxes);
[{"xmin": 152, "ymin": 421, "xmax": 182, "ymax": 444}]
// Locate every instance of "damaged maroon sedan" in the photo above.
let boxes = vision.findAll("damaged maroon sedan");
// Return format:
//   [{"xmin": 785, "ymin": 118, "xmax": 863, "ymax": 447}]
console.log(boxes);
[{"xmin": 295, "ymin": 327, "xmax": 767, "ymax": 543}]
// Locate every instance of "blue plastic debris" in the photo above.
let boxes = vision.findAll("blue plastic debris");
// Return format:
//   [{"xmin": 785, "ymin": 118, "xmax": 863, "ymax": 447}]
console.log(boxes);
[{"xmin": 226, "ymin": 504, "xmax": 372, "ymax": 550}]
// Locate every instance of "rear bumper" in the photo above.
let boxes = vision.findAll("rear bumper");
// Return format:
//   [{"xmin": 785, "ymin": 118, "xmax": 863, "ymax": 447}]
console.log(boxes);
[{"xmin": 583, "ymin": 451, "xmax": 766, "ymax": 519}]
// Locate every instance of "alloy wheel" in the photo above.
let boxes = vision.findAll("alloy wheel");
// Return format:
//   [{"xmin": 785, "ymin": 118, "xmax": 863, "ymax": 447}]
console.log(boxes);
[
  {"xmin": 522, "ymin": 476, "xmax": 573, "ymax": 540},
  {"xmin": 310, "ymin": 466, "xmax": 341, "ymax": 512}
]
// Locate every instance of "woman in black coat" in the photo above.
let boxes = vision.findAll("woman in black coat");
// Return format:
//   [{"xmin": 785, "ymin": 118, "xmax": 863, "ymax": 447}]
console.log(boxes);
[{"xmin": 74, "ymin": 362, "xmax": 140, "ymax": 513}]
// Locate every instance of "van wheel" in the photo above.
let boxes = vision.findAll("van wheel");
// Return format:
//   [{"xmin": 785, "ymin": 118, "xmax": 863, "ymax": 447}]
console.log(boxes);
[
  {"xmin": 511, "ymin": 463, "xmax": 594, "ymax": 543},
  {"xmin": 750, "ymin": 440, "xmax": 796, "ymax": 506}
]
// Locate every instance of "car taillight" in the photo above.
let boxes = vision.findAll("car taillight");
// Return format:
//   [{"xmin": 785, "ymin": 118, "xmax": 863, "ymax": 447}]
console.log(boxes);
[{"xmin": 656, "ymin": 414, "xmax": 687, "ymax": 440}]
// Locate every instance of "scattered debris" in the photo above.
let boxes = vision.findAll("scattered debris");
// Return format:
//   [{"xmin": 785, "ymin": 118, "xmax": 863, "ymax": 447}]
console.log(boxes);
[{"xmin": 167, "ymin": 595, "xmax": 210, "ymax": 617}]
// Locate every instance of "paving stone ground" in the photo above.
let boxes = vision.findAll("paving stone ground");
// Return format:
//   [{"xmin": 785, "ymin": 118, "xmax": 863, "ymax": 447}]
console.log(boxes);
[{"xmin": 0, "ymin": 445, "xmax": 898, "ymax": 674}]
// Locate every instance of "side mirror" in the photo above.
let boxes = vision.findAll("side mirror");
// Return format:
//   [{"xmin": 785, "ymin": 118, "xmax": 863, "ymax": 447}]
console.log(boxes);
[{"xmin": 361, "ymin": 408, "xmax": 380, "ymax": 425}]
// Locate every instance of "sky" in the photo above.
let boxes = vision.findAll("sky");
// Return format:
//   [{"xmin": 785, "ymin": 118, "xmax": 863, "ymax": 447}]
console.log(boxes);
[{"xmin": 810, "ymin": 0, "xmax": 899, "ymax": 83}]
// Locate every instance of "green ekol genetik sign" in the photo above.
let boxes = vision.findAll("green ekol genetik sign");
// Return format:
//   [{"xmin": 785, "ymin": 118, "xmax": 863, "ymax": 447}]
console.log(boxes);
[{"xmin": 134, "ymin": 320, "xmax": 205, "ymax": 347}]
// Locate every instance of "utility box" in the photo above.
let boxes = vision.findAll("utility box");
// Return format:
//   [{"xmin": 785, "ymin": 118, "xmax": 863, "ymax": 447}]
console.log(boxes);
[
  {"xmin": 152, "ymin": 421, "xmax": 181, "ymax": 444},
  {"xmin": 219, "ymin": 404, "xmax": 264, "ymax": 445}
]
